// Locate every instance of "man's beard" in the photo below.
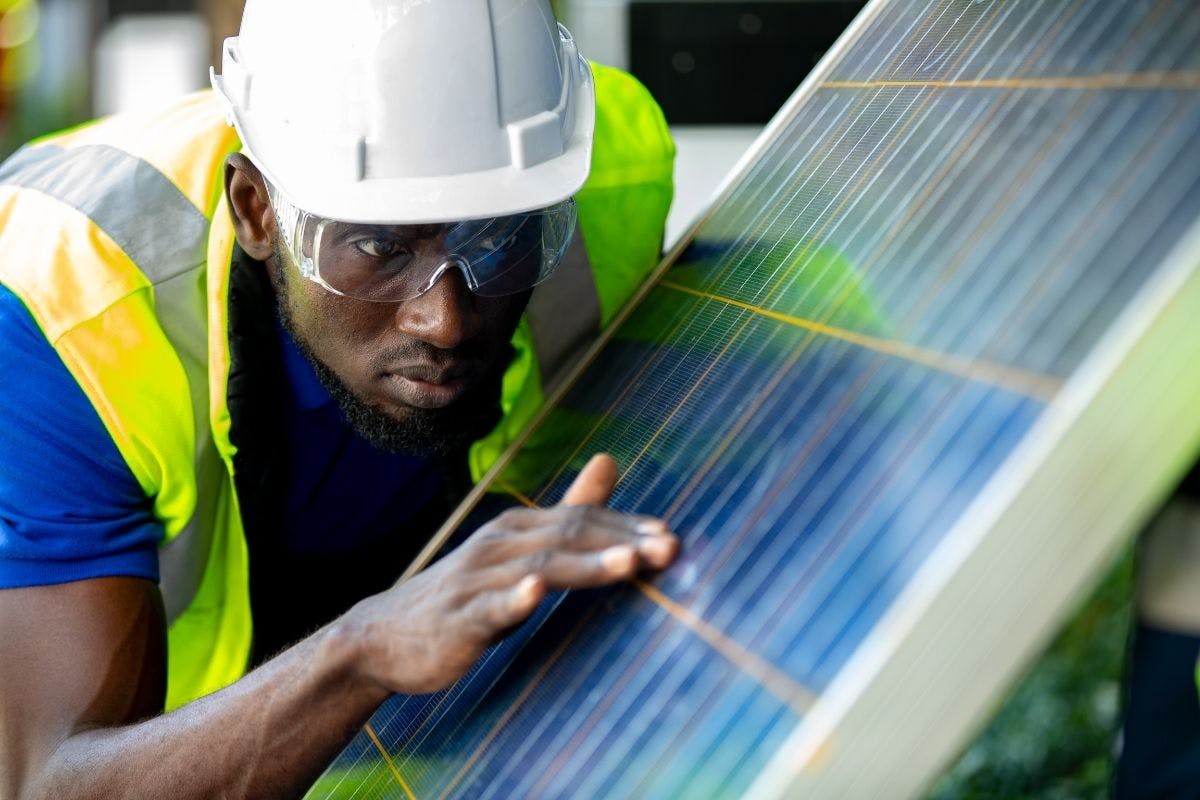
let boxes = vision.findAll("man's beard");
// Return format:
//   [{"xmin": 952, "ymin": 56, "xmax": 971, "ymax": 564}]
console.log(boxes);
[{"xmin": 271, "ymin": 254, "xmax": 511, "ymax": 457}]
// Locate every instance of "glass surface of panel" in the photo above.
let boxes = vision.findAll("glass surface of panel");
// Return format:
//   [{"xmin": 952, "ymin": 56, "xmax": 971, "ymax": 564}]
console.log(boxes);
[{"xmin": 307, "ymin": 1, "xmax": 1200, "ymax": 796}]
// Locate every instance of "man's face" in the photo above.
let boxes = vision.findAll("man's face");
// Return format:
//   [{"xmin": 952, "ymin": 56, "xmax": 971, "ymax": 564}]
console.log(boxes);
[{"xmin": 269, "ymin": 234, "xmax": 529, "ymax": 456}]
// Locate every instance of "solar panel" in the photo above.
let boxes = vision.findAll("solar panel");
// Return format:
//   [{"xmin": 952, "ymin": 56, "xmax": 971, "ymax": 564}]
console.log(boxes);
[{"xmin": 305, "ymin": 1, "xmax": 1200, "ymax": 797}]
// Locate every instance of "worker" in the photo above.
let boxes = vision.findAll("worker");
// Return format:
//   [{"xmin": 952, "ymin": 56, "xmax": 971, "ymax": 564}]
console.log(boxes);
[
  {"xmin": 0, "ymin": 0, "xmax": 678, "ymax": 796},
  {"xmin": 1116, "ymin": 465, "xmax": 1200, "ymax": 798}
]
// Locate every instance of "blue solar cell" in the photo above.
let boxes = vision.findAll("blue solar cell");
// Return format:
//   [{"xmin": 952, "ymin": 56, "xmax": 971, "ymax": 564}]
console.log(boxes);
[{"xmin": 306, "ymin": 1, "xmax": 1200, "ymax": 796}]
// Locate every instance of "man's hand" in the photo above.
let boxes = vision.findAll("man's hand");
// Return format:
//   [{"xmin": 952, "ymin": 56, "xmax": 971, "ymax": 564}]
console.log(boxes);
[
  {"xmin": 0, "ymin": 453, "xmax": 675, "ymax": 799},
  {"xmin": 346, "ymin": 453, "xmax": 678, "ymax": 694}
]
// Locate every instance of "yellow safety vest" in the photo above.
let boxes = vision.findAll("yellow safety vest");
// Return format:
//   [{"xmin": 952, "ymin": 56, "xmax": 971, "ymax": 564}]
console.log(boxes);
[{"xmin": 0, "ymin": 63, "xmax": 674, "ymax": 710}]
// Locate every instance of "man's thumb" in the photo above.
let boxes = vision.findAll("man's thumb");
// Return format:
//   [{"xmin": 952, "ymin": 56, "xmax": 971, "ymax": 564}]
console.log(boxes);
[{"xmin": 560, "ymin": 453, "xmax": 618, "ymax": 506}]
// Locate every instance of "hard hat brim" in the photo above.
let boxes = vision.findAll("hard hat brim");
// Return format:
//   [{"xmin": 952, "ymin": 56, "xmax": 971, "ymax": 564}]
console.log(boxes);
[{"xmin": 218, "ymin": 76, "xmax": 595, "ymax": 225}]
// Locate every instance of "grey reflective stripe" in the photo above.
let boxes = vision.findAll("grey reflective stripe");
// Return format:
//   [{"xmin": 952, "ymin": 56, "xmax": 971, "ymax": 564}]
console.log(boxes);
[
  {"xmin": 158, "ymin": 436, "xmax": 223, "ymax": 623},
  {"xmin": 0, "ymin": 143, "xmax": 209, "ymax": 283},
  {"xmin": 153, "ymin": 266, "xmax": 217, "ymax": 624},
  {"xmin": 525, "ymin": 228, "xmax": 601, "ymax": 393},
  {"xmin": 0, "ymin": 141, "xmax": 216, "ymax": 621}
]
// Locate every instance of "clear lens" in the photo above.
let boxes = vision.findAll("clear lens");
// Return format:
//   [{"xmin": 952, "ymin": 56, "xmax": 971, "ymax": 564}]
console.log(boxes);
[{"xmin": 269, "ymin": 186, "xmax": 576, "ymax": 302}]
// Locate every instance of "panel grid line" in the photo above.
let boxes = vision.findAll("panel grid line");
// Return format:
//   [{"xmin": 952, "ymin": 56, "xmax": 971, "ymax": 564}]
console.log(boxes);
[
  {"xmin": 528, "ymin": 0, "xmax": 950, "ymax": 508},
  {"xmin": 364, "ymin": 722, "xmax": 417, "ymax": 800},
  {"xmin": 434, "ymin": 614, "xmax": 595, "ymax": 800},
  {"xmin": 658, "ymin": 279, "xmax": 1061, "ymax": 399},
  {"xmin": 490, "ymin": 486, "xmax": 820, "ymax": 715}
]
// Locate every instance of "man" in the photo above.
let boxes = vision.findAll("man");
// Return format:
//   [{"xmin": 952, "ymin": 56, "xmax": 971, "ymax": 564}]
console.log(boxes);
[
  {"xmin": 1116, "ymin": 471, "xmax": 1200, "ymax": 798},
  {"xmin": 0, "ymin": 1, "xmax": 678, "ymax": 796}
]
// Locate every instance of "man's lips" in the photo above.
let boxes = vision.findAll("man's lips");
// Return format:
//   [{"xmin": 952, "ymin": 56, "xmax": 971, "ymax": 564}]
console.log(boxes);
[{"xmin": 380, "ymin": 363, "xmax": 475, "ymax": 409}]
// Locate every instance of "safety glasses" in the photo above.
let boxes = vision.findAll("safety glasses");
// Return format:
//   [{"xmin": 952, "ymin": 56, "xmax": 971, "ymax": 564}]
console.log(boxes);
[{"xmin": 269, "ymin": 186, "xmax": 577, "ymax": 302}]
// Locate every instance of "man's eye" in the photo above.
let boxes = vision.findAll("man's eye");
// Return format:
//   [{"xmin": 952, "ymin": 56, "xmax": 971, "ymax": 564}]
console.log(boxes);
[{"xmin": 354, "ymin": 238, "xmax": 407, "ymax": 258}]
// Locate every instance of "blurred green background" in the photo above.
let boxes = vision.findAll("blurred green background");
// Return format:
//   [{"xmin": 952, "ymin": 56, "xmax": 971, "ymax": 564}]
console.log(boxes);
[{"xmin": 931, "ymin": 553, "xmax": 1132, "ymax": 799}]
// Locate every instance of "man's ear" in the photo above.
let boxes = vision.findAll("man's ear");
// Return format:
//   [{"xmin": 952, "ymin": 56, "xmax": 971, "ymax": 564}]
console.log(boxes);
[{"xmin": 225, "ymin": 153, "xmax": 275, "ymax": 262}]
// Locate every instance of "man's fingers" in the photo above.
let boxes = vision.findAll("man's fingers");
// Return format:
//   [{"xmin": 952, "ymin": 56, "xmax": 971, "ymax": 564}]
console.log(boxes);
[
  {"xmin": 460, "ymin": 575, "xmax": 547, "ymax": 638},
  {"xmin": 634, "ymin": 533, "xmax": 678, "ymax": 568},
  {"xmin": 468, "ymin": 505, "xmax": 678, "ymax": 567},
  {"xmin": 521, "ymin": 539, "xmax": 676, "ymax": 586},
  {"xmin": 471, "ymin": 540, "xmax": 676, "ymax": 594},
  {"xmin": 453, "ymin": 540, "xmax": 656, "ymax": 643},
  {"xmin": 515, "ymin": 512, "xmax": 677, "ymax": 570},
  {"xmin": 560, "ymin": 453, "xmax": 618, "ymax": 506},
  {"xmin": 510, "ymin": 574, "xmax": 546, "ymax": 618}
]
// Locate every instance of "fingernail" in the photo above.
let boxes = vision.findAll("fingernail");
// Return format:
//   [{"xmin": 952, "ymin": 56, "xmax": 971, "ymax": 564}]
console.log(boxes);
[
  {"xmin": 637, "ymin": 520, "xmax": 669, "ymax": 536},
  {"xmin": 637, "ymin": 536, "xmax": 675, "ymax": 562},
  {"xmin": 601, "ymin": 545, "xmax": 636, "ymax": 572},
  {"xmin": 516, "ymin": 574, "xmax": 541, "ymax": 601}
]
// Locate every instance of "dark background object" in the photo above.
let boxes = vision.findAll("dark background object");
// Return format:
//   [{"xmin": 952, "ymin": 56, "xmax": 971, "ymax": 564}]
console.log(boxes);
[
  {"xmin": 103, "ymin": 0, "xmax": 197, "ymax": 19},
  {"xmin": 629, "ymin": 0, "xmax": 866, "ymax": 124}
]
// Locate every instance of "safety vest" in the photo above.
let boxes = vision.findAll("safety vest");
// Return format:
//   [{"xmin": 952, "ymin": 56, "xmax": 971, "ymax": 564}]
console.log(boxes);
[{"xmin": 0, "ymin": 63, "xmax": 674, "ymax": 710}]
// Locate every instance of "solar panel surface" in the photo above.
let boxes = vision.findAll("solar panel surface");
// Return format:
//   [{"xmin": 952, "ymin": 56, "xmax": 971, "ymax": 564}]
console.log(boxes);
[{"xmin": 307, "ymin": 1, "xmax": 1200, "ymax": 796}]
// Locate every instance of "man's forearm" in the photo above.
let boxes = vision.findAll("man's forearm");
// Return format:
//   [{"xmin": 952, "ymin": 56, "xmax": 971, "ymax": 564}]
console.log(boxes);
[
  {"xmin": 7, "ymin": 456, "xmax": 677, "ymax": 799},
  {"xmin": 23, "ymin": 620, "xmax": 388, "ymax": 800}
]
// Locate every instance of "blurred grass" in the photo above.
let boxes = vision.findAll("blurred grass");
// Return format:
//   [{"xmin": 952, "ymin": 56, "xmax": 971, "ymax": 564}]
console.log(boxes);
[{"xmin": 929, "ymin": 549, "xmax": 1133, "ymax": 800}]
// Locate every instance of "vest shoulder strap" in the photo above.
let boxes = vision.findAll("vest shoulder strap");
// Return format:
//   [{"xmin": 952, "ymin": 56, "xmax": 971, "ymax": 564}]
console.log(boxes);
[{"xmin": 469, "ymin": 63, "xmax": 676, "ymax": 483}]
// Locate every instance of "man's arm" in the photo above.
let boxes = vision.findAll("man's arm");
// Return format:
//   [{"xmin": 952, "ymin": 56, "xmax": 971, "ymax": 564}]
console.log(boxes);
[{"xmin": 0, "ymin": 454, "xmax": 678, "ymax": 799}]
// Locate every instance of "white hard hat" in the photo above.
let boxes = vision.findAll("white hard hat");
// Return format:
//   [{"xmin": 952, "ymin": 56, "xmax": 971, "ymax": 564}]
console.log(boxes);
[{"xmin": 210, "ymin": 0, "xmax": 595, "ymax": 223}]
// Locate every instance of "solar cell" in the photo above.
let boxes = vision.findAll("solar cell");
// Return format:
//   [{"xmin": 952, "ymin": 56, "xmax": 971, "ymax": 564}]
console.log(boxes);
[{"xmin": 306, "ymin": 0, "xmax": 1200, "ymax": 796}]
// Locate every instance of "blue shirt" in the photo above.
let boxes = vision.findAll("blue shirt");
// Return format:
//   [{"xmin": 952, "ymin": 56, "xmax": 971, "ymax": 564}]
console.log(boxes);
[{"xmin": 0, "ymin": 282, "xmax": 443, "ymax": 588}]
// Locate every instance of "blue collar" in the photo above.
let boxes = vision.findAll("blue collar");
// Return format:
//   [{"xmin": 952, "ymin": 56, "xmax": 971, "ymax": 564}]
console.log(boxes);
[{"xmin": 276, "ymin": 317, "xmax": 335, "ymax": 413}]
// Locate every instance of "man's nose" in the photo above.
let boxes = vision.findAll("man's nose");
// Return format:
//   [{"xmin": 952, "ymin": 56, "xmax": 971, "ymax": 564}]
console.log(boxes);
[{"xmin": 392, "ymin": 264, "xmax": 483, "ymax": 349}]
